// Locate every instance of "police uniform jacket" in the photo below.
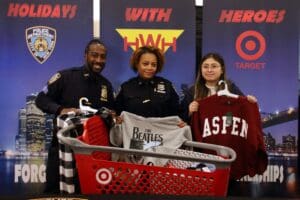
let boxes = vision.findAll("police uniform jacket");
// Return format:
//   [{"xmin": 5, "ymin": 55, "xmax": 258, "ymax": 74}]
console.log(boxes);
[
  {"xmin": 35, "ymin": 65, "xmax": 115, "ymax": 116},
  {"xmin": 115, "ymin": 76, "xmax": 179, "ymax": 118}
]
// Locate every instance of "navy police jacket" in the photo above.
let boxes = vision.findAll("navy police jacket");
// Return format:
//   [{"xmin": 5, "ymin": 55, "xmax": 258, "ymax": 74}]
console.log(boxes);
[
  {"xmin": 35, "ymin": 65, "xmax": 115, "ymax": 116},
  {"xmin": 115, "ymin": 76, "xmax": 179, "ymax": 118}
]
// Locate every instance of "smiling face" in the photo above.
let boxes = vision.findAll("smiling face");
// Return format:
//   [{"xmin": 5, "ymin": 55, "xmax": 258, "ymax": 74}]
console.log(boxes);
[
  {"xmin": 85, "ymin": 43, "xmax": 107, "ymax": 73},
  {"xmin": 136, "ymin": 52, "xmax": 158, "ymax": 79},
  {"xmin": 201, "ymin": 57, "xmax": 224, "ymax": 86}
]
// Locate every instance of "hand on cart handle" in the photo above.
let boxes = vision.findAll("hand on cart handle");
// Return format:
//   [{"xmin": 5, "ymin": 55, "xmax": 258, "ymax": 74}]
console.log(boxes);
[{"xmin": 60, "ymin": 107, "xmax": 82, "ymax": 115}]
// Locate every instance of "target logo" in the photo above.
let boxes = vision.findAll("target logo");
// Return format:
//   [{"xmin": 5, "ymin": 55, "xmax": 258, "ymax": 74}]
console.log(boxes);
[
  {"xmin": 236, "ymin": 30, "xmax": 266, "ymax": 61},
  {"xmin": 95, "ymin": 168, "xmax": 112, "ymax": 185}
]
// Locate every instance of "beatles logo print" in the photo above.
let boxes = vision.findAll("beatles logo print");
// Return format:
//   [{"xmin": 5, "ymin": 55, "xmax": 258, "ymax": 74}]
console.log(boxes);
[{"xmin": 25, "ymin": 26, "xmax": 56, "ymax": 64}]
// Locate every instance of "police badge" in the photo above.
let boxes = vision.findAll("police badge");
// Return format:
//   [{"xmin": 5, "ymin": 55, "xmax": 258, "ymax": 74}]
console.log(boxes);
[
  {"xmin": 155, "ymin": 82, "xmax": 166, "ymax": 94},
  {"xmin": 25, "ymin": 26, "xmax": 56, "ymax": 64},
  {"xmin": 100, "ymin": 85, "xmax": 108, "ymax": 102}
]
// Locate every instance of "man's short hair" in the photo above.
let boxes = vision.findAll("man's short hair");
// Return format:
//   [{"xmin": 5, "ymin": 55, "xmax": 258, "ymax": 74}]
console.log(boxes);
[{"xmin": 84, "ymin": 38, "xmax": 106, "ymax": 54}]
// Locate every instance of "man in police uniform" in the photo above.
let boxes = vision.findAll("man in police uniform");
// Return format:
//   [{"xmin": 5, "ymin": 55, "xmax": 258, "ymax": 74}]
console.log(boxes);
[{"xmin": 35, "ymin": 38, "xmax": 115, "ymax": 193}]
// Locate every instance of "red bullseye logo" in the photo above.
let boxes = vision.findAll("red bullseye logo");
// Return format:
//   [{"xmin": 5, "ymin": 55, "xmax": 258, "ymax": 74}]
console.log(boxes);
[
  {"xmin": 96, "ymin": 168, "xmax": 112, "ymax": 185},
  {"xmin": 236, "ymin": 30, "xmax": 266, "ymax": 61}
]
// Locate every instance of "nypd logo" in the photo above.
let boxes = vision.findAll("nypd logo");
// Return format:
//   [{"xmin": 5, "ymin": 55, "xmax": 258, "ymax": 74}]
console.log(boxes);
[{"xmin": 25, "ymin": 26, "xmax": 56, "ymax": 64}]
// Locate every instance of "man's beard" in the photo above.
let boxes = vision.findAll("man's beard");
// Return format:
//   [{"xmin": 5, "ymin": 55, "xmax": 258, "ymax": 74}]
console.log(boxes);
[{"xmin": 88, "ymin": 63, "xmax": 105, "ymax": 73}]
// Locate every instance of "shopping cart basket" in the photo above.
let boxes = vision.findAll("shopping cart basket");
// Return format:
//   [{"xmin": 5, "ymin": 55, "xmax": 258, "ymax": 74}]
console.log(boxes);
[{"xmin": 57, "ymin": 124, "xmax": 236, "ymax": 197}]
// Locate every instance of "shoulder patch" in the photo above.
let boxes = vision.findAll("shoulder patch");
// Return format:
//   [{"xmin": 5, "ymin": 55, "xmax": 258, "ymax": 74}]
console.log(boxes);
[{"xmin": 48, "ymin": 73, "xmax": 61, "ymax": 85}]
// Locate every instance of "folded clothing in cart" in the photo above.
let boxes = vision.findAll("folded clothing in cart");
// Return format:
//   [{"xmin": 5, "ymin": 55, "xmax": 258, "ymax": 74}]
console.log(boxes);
[
  {"xmin": 110, "ymin": 111, "xmax": 193, "ymax": 166},
  {"xmin": 78, "ymin": 115, "xmax": 111, "ymax": 160}
]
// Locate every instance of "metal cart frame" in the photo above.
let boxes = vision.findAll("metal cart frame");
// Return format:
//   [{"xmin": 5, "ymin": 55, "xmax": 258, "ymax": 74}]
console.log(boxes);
[{"xmin": 57, "ymin": 124, "xmax": 236, "ymax": 197}]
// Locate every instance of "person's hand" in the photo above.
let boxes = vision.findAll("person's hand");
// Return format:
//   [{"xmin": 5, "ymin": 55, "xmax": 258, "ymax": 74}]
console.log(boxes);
[
  {"xmin": 188, "ymin": 101, "xmax": 199, "ymax": 116},
  {"xmin": 177, "ymin": 120, "xmax": 186, "ymax": 128},
  {"xmin": 114, "ymin": 116, "xmax": 123, "ymax": 124},
  {"xmin": 107, "ymin": 110, "xmax": 123, "ymax": 125},
  {"xmin": 246, "ymin": 95, "xmax": 257, "ymax": 103},
  {"xmin": 60, "ymin": 108, "xmax": 81, "ymax": 115}
]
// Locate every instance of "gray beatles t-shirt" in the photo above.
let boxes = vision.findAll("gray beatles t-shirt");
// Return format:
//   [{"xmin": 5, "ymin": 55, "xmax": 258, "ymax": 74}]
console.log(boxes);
[{"xmin": 110, "ymin": 111, "xmax": 192, "ymax": 166}]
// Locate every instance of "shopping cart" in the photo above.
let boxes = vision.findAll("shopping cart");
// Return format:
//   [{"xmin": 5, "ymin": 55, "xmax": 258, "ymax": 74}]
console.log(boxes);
[{"xmin": 57, "ymin": 123, "xmax": 236, "ymax": 197}]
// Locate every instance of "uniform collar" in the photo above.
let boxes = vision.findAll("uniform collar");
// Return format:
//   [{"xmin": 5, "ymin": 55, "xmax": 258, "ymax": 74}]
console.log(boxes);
[
  {"xmin": 82, "ymin": 65, "xmax": 102, "ymax": 81},
  {"xmin": 137, "ymin": 76, "xmax": 155, "ymax": 85},
  {"xmin": 82, "ymin": 65, "xmax": 90, "ymax": 79}
]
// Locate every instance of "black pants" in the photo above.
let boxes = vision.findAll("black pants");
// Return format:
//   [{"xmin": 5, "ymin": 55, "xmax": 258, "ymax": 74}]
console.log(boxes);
[{"xmin": 44, "ymin": 145, "xmax": 60, "ymax": 194}]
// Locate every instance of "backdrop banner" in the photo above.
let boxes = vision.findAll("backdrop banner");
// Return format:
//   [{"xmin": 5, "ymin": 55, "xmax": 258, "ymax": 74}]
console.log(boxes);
[
  {"xmin": 202, "ymin": 0, "xmax": 299, "ymax": 198},
  {"xmin": 0, "ymin": 0, "xmax": 93, "ymax": 195},
  {"xmin": 100, "ymin": 0, "xmax": 196, "ymax": 94}
]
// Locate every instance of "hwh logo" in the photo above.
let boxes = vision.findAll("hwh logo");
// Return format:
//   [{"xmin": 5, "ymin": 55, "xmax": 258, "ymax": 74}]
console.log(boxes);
[{"xmin": 116, "ymin": 29, "xmax": 184, "ymax": 53}]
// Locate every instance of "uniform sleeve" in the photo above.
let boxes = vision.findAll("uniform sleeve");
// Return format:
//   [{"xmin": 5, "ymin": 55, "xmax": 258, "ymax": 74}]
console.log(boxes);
[
  {"xmin": 35, "ymin": 73, "xmax": 64, "ymax": 115},
  {"xmin": 115, "ymin": 85, "xmax": 125, "ymax": 115},
  {"xmin": 106, "ymin": 82, "xmax": 116, "ymax": 111},
  {"xmin": 167, "ymin": 83, "xmax": 180, "ymax": 116}
]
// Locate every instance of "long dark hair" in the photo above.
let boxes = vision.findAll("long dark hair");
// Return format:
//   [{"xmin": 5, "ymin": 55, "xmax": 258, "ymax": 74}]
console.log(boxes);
[{"xmin": 194, "ymin": 52, "xmax": 228, "ymax": 100}]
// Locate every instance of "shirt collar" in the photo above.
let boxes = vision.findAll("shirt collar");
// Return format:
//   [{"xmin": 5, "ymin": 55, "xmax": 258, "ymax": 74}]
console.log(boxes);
[{"xmin": 137, "ymin": 76, "xmax": 155, "ymax": 85}]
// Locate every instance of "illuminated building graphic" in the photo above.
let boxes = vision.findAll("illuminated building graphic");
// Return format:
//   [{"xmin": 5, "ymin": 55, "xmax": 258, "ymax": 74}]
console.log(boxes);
[
  {"xmin": 282, "ymin": 134, "xmax": 296, "ymax": 153},
  {"xmin": 25, "ymin": 94, "xmax": 45, "ymax": 153},
  {"xmin": 15, "ymin": 109, "xmax": 26, "ymax": 153},
  {"xmin": 15, "ymin": 94, "xmax": 53, "ymax": 155},
  {"xmin": 264, "ymin": 132, "xmax": 276, "ymax": 152}
]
